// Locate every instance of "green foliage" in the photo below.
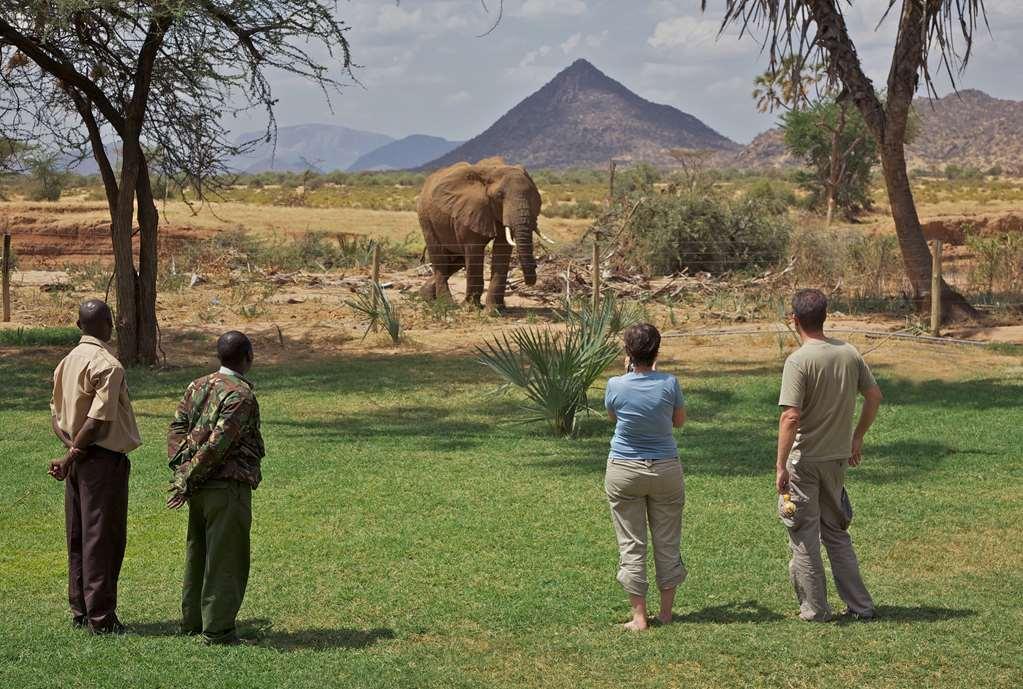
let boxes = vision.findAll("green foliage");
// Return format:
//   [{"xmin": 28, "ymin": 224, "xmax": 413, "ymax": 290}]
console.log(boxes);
[
  {"xmin": 477, "ymin": 297, "xmax": 625, "ymax": 436},
  {"xmin": 740, "ymin": 179, "xmax": 797, "ymax": 216},
  {"xmin": 0, "ymin": 326, "xmax": 80, "ymax": 346},
  {"xmin": 614, "ymin": 163, "xmax": 661, "ymax": 198},
  {"xmin": 782, "ymin": 99, "xmax": 878, "ymax": 216},
  {"xmin": 25, "ymin": 152, "xmax": 69, "ymax": 202},
  {"xmin": 944, "ymin": 164, "xmax": 985, "ymax": 181},
  {"xmin": 965, "ymin": 231, "xmax": 1023, "ymax": 296},
  {"xmin": 621, "ymin": 192, "xmax": 790, "ymax": 276},
  {"xmin": 345, "ymin": 282, "xmax": 402, "ymax": 345}
]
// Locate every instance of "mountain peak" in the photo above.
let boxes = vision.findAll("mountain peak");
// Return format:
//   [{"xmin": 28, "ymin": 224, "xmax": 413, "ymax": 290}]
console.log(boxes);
[{"xmin": 423, "ymin": 60, "xmax": 737, "ymax": 169}]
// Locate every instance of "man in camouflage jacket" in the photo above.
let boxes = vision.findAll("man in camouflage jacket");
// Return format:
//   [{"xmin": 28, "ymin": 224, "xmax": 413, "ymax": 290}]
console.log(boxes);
[{"xmin": 166, "ymin": 331, "xmax": 264, "ymax": 645}]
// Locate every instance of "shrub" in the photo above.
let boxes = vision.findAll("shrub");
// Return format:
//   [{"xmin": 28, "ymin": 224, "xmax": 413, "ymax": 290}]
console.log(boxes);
[
  {"xmin": 26, "ymin": 153, "xmax": 68, "ymax": 201},
  {"xmin": 621, "ymin": 193, "xmax": 790, "ymax": 276},
  {"xmin": 345, "ymin": 282, "xmax": 401, "ymax": 345},
  {"xmin": 0, "ymin": 326, "xmax": 80, "ymax": 347},
  {"xmin": 477, "ymin": 296, "xmax": 624, "ymax": 437}
]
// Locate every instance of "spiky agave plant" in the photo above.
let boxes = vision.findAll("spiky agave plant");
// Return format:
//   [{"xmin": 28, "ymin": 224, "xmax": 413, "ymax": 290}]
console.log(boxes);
[
  {"xmin": 345, "ymin": 282, "xmax": 401, "ymax": 345},
  {"xmin": 477, "ymin": 301, "xmax": 623, "ymax": 437}
]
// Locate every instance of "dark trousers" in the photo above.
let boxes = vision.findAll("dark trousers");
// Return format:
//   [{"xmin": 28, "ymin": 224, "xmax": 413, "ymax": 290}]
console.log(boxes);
[
  {"xmin": 182, "ymin": 480, "xmax": 252, "ymax": 643},
  {"xmin": 65, "ymin": 446, "xmax": 130, "ymax": 629}
]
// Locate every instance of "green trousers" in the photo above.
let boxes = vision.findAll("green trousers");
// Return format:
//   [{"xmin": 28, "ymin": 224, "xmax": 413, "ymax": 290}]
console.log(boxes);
[{"xmin": 182, "ymin": 480, "xmax": 252, "ymax": 643}]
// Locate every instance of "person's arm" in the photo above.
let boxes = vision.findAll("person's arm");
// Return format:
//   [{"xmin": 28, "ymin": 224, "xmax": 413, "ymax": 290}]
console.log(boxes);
[
  {"xmin": 170, "ymin": 392, "xmax": 252, "ymax": 499},
  {"xmin": 49, "ymin": 364, "xmax": 122, "ymax": 481},
  {"xmin": 850, "ymin": 385, "xmax": 883, "ymax": 467},
  {"xmin": 51, "ymin": 415, "xmax": 72, "ymax": 449},
  {"xmin": 605, "ymin": 376, "xmax": 617, "ymax": 423},
  {"xmin": 775, "ymin": 357, "xmax": 804, "ymax": 494},
  {"xmin": 672, "ymin": 407, "xmax": 686, "ymax": 428},
  {"xmin": 49, "ymin": 417, "xmax": 108, "ymax": 480},
  {"xmin": 167, "ymin": 385, "xmax": 194, "ymax": 462},
  {"xmin": 776, "ymin": 406, "xmax": 800, "ymax": 493},
  {"xmin": 671, "ymin": 376, "xmax": 686, "ymax": 428}
]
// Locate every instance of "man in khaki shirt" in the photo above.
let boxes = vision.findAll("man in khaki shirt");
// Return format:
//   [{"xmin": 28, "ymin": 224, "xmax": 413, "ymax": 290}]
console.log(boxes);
[
  {"xmin": 776, "ymin": 289, "xmax": 882, "ymax": 622},
  {"xmin": 49, "ymin": 299, "xmax": 141, "ymax": 634}
]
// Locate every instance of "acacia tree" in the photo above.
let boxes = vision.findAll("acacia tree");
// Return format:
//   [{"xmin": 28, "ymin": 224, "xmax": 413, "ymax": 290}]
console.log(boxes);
[
  {"xmin": 0, "ymin": 2, "xmax": 353, "ymax": 363},
  {"xmin": 709, "ymin": 0, "xmax": 983, "ymax": 319}
]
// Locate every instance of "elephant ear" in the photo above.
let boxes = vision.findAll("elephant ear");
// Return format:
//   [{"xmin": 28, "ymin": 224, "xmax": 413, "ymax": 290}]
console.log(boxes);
[{"xmin": 432, "ymin": 165, "xmax": 499, "ymax": 238}]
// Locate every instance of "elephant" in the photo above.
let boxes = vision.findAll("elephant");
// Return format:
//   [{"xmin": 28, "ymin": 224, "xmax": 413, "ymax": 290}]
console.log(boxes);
[{"xmin": 416, "ymin": 157, "xmax": 545, "ymax": 309}]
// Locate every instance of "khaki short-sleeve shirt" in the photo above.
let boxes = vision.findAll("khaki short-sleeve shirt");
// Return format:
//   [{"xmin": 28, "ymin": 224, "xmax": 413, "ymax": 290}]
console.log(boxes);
[
  {"xmin": 51, "ymin": 335, "xmax": 141, "ymax": 454},
  {"xmin": 778, "ymin": 337, "xmax": 876, "ymax": 462}
]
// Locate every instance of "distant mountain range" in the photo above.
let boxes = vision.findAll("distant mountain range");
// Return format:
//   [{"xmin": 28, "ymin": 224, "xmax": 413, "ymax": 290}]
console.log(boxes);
[
  {"xmin": 230, "ymin": 124, "xmax": 393, "ymax": 173},
  {"xmin": 423, "ymin": 59, "xmax": 739, "ymax": 170},
  {"xmin": 69, "ymin": 64, "xmax": 1022, "ymax": 176},
  {"xmin": 348, "ymin": 135, "xmax": 462, "ymax": 171},
  {"xmin": 728, "ymin": 89, "xmax": 1023, "ymax": 174}
]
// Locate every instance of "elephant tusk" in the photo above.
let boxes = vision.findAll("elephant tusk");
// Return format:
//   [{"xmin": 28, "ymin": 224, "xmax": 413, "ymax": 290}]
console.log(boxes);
[
  {"xmin": 504, "ymin": 226, "xmax": 516, "ymax": 246},
  {"xmin": 535, "ymin": 228, "xmax": 555, "ymax": 245}
]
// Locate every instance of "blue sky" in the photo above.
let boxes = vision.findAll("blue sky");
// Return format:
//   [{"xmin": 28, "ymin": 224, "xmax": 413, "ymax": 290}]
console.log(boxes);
[{"xmin": 245, "ymin": 0, "xmax": 1023, "ymax": 144}]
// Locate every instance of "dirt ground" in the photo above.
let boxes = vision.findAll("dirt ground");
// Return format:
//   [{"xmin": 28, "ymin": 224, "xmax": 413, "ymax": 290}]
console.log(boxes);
[{"xmin": 3, "ymin": 195, "xmax": 1022, "ymax": 367}]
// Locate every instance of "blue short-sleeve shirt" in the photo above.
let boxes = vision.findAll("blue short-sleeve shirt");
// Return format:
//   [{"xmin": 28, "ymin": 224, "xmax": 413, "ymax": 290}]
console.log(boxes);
[{"xmin": 604, "ymin": 371, "xmax": 685, "ymax": 460}]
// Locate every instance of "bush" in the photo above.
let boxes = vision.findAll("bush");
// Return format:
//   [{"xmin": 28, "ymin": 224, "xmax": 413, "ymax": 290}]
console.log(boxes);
[
  {"xmin": 621, "ymin": 193, "xmax": 790, "ymax": 276},
  {"xmin": 26, "ymin": 153, "xmax": 68, "ymax": 201},
  {"xmin": 477, "ymin": 296, "xmax": 624, "ymax": 437}
]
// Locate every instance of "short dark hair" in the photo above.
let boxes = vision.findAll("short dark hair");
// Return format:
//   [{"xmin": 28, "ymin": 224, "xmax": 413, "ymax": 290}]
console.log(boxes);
[
  {"xmin": 792, "ymin": 289, "xmax": 828, "ymax": 331},
  {"xmin": 623, "ymin": 323, "xmax": 661, "ymax": 367},
  {"xmin": 217, "ymin": 331, "xmax": 253, "ymax": 368}
]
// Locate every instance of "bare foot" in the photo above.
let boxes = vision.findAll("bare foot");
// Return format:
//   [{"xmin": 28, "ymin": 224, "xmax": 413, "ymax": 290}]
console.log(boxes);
[
  {"xmin": 623, "ymin": 618, "xmax": 649, "ymax": 632},
  {"xmin": 656, "ymin": 613, "xmax": 673, "ymax": 625}
]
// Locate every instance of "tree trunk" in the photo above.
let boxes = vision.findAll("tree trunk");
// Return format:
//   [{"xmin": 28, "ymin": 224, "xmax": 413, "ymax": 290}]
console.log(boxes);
[
  {"xmin": 804, "ymin": 0, "xmax": 978, "ymax": 323},
  {"xmin": 135, "ymin": 153, "xmax": 159, "ymax": 365},
  {"xmin": 879, "ymin": 142, "xmax": 977, "ymax": 321},
  {"xmin": 112, "ymin": 137, "xmax": 142, "ymax": 364}
]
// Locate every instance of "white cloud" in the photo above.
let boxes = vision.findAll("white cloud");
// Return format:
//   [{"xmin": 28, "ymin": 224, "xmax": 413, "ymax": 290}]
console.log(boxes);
[
  {"xmin": 375, "ymin": 5, "xmax": 422, "ymax": 34},
  {"xmin": 520, "ymin": 45, "xmax": 552, "ymax": 68},
  {"xmin": 445, "ymin": 90, "xmax": 472, "ymax": 105},
  {"xmin": 519, "ymin": 0, "xmax": 586, "ymax": 18},
  {"xmin": 585, "ymin": 30, "xmax": 609, "ymax": 48},
  {"xmin": 561, "ymin": 30, "xmax": 608, "ymax": 54},
  {"xmin": 648, "ymin": 16, "xmax": 753, "ymax": 58}
]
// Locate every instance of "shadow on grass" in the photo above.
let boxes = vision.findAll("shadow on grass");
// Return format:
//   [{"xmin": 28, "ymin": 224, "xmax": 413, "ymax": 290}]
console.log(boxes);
[
  {"xmin": 836, "ymin": 605, "xmax": 976, "ymax": 625},
  {"xmin": 130, "ymin": 618, "xmax": 396, "ymax": 651},
  {"xmin": 673, "ymin": 600, "xmax": 785, "ymax": 624}
]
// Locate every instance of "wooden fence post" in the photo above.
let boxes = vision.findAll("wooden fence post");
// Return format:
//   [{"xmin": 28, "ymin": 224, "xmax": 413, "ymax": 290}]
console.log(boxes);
[
  {"xmin": 2, "ymin": 233, "xmax": 11, "ymax": 323},
  {"xmin": 591, "ymin": 237, "xmax": 600, "ymax": 312},
  {"xmin": 930, "ymin": 240, "xmax": 942, "ymax": 337}
]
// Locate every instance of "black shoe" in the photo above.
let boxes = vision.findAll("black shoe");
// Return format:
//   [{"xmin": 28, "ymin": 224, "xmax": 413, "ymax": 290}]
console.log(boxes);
[
  {"xmin": 72, "ymin": 616, "xmax": 88, "ymax": 629},
  {"xmin": 91, "ymin": 618, "xmax": 126, "ymax": 635}
]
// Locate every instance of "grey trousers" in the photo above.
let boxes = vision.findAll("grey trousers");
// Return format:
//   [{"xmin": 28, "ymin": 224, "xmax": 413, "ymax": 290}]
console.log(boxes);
[
  {"xmin": 782, "ymin": 458, "xmax": 874, "ymax": 621},
  {"xmin": 605, "ymin": 458, "xmax": 686, "ymax": 597}
]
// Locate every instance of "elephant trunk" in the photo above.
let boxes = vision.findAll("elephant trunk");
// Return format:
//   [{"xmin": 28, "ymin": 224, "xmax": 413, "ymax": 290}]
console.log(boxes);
[{"xmin": 507, "ymin": 206, "xmax": 537, "ymax": 286}]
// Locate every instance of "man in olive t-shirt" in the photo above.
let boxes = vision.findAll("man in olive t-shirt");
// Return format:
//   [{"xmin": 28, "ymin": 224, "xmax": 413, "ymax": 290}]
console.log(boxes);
[{"xmin": 776, "ymin": 289, "xmax": 883, "ymax": 622}]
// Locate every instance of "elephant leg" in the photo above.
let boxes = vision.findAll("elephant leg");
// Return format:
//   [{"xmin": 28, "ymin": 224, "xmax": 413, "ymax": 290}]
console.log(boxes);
[
  {"xmin": 485, "ymin": 236, "xmax": 513, "ymax": 309},
  {"xmin": 432, "ymin": 251, "xmax": 461, "ymax": 303},
  {"xmin": 464, "ymin": 241, "xmax": 485, "ymax": 307}
]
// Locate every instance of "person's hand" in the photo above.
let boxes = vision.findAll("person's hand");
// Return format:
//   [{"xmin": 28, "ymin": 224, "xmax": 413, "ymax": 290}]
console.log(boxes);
[
  {"xmin": 850, "ymin": 434, "xmax": 864, "ymax": 467},
  {"xmin": 775, "ymin": 466, "xmax": 790, "ymax": 494},
  {"xmin": 166, "ymin": 492, "xmax": 188, "ymax": 510},
  {"xmin": 48, "ymin": 457, "xmax": 70, "ymax": 481}
]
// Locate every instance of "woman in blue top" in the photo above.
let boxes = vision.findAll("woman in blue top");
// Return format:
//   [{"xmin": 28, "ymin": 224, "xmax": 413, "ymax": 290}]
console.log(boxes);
[{"xmin": 604, "ymin": 323, "xmax": 686, "ymax": 631}]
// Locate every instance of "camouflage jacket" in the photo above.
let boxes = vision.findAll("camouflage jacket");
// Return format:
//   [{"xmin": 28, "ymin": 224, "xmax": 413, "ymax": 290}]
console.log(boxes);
[{"xmin": 167, "ymin": 371, "xmax": 264, "ymax": 497}]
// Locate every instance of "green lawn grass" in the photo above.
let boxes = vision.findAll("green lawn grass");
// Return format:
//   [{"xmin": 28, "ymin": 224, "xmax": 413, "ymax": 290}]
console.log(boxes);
[{"xmin": 1, "ymin": 350, "xmax": 1021, "ymax": 688}]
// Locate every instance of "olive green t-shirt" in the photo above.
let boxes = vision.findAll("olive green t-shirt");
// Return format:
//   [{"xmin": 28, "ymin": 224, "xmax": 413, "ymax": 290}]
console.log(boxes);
[{"xmin": 778, "ymin": 337, "xmax": 877, "ymax": 463}]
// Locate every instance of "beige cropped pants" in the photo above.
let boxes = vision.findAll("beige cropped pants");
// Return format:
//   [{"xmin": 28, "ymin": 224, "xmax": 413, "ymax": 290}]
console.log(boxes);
[
  {"xmin": 605, "ymin": 458, "xmax": 686, "ymax": 597},
  {"xmin": 782, "ymin": 458, "xmax": 874, "ymax": 621}
]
